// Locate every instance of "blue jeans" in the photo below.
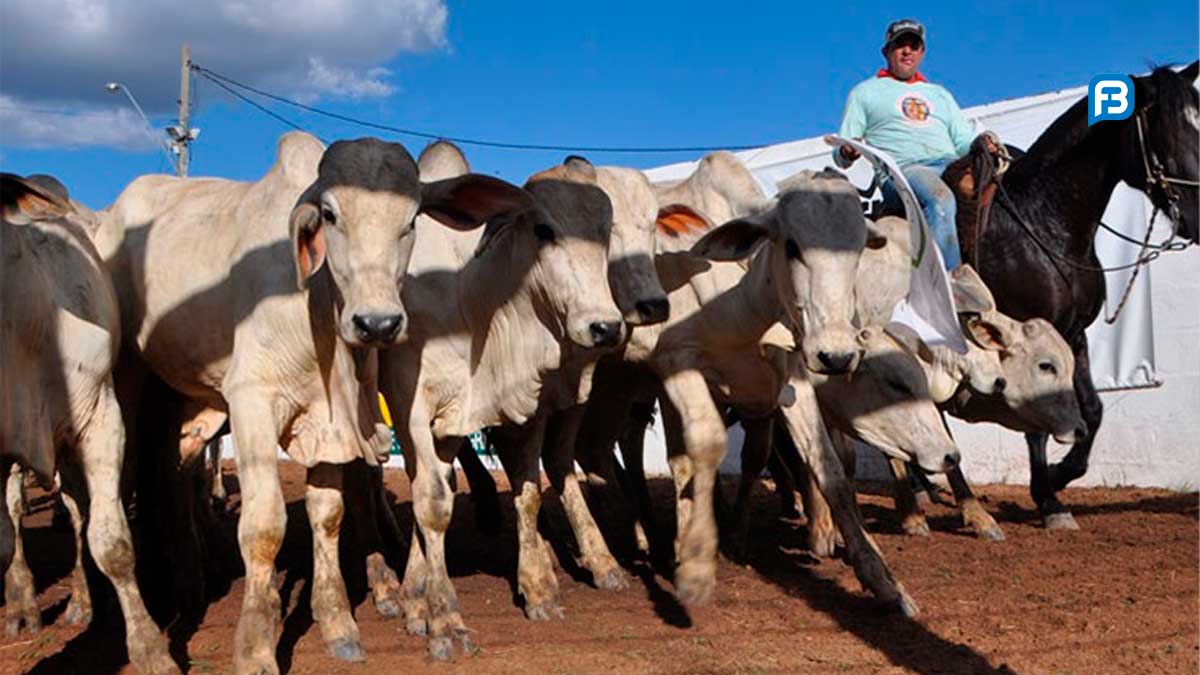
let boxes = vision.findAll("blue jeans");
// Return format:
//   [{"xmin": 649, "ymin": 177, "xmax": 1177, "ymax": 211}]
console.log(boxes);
[{"xmin": 881, "ymin": 161, "xmax": 961, "ymax": 269}]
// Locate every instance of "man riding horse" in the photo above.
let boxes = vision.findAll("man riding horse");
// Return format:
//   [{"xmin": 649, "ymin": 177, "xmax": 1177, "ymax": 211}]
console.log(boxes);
[{"xmin": 834, "ymin": 18, "xmax": 1001, "ymax": 269}]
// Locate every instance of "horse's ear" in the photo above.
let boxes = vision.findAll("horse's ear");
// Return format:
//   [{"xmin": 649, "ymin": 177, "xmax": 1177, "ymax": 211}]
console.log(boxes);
[{"xmin": 1182, "ymin": 60, "xmax": 1199, "ymax": 83}]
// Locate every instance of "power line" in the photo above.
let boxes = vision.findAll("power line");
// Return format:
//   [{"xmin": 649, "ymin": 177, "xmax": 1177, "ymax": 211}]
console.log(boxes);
[
  {"xmin": 190, "ymin": 63, "xmax": 772, "ymax": 154},
  {"xmin": 194, "ymin": 69, "xmax": 322, "ymax": 142},
  {"xmin": 0, "ymin": 104, "xmax": 164, "ymax": 121}
]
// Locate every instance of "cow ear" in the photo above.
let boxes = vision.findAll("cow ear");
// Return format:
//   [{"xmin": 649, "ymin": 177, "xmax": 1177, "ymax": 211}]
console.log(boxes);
[
  {"xmin": 950, "ymin": 264, "xmax": 996, "ymax": 314},
  {"xmin": 964, "ymin": 315, "xmax": 1010, "ymax": 351},
  {"xmin": 1, "ymin": 172, "xmax": 71, "ymax": 224},
  {"xmin": 656, "ymin": 204, "xmax": 714, "ymax": 241},
  {"xmin": 689, "ymin": 213, "xmax": 772, "ymax": 261},
  {"xmin": 289, "ymin": 196, "xmax": 326, "ymax": 290},
  {"xmin": 420, "ymin": 174, "xmax": 533, "ymax": 231},
  {"xmin": 864, "ymin": 221, "xmax": 888, "ymax": 249}
]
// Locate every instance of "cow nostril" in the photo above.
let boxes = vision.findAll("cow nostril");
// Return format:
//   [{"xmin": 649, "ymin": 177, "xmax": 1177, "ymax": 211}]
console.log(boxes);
[
  {"xmin": 353, "ymin": 313, "xmax": 404, "ymax": 343},
  {"xmin": 994, "ymin": 377, "xmax": 1007, "ymax": 393},
  {"xmin": 589, "ymin": 321, "xmax": 622, "ymax": 347},
  {"xmin": 817, "ymin": 351, "xmax": 855, "ymax": 374},
  {"xmin": 945, "ymin": 452, "xmax": 961, "ymax": 468},
  {"xmin": 634, "ymin": 297, "xmax": 670, "ymax": 322}
]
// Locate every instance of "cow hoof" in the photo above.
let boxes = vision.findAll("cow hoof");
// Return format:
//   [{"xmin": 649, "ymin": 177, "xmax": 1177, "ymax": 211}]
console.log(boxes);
[
  {"xmin": 895, "ymin": 589, "xmax": 921, "ymax": 618},
  {"xmin": 1044, "ymin": 512, "xmax": 1080, "ymax": 531},
  {"xmin": 406, "ymin": 616, "xmax": 428, "ymax": 637},
  {"xmin": 808, "ymin": 532, "xmax": 838, "ymax": 558},
  {"xmin": 328, "ymin": 638, "xmax": 367, "ymax": 662},
  {"xmin": 374, "ymin": 595, "xmax": 401, "ymax": 619},
  {"xmin": 901, "ymin": 518, "xmax": 931, "ymax": 538},
  {"xmin": 976, "ymin": 524, "xmax": 1006, "ymax": 541},
  {"xmin": 64, "ymin": 600, "xmax": 92, "ymax": 626},
  {"xmin": 427, "ymin": 629, "xmax": 476, "ymax": 661},
  {"xmin": 674, "ymin": 572, "xmax": 715, "ymax": 607},
  {"xmin": 4, "ymin": 618, "xmax": 19, "ymax": 638},
  {"xmin": 524, "ymin": 600, "xmax": 565, "ymax": 621},
  {"xmin": 595, "ymin": 568, "xmax": 630, "ymax": 591}
]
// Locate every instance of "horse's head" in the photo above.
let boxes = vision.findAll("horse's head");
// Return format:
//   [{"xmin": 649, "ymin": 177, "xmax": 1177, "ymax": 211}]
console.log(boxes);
[{"xmin": 1120, "ymin": 62, "xmax": 1199, "ymax": 244}]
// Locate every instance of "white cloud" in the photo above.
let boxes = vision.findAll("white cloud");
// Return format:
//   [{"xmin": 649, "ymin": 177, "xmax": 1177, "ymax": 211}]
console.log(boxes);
[
  {"xmin": 0, "ymin": 94, "xmax": 163, "ymax": 150},
  {"xmin": 0, "ymin": 0, "xmax": 448, "ymax": 149}
]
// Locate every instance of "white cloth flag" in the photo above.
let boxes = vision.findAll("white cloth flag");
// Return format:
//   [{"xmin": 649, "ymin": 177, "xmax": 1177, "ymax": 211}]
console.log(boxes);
[{"xmin": 825, "ymin": 135, "xmax": 966, "ymax": 353}]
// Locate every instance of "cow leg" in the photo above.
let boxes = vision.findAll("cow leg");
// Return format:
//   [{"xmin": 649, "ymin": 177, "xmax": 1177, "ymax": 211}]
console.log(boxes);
[
  {"xmin": 778, "ymin": 376, "xmax": 917, "ymax": 617},
  {"xmin": 0, "ymin": 462, "xmax": 16, "ymax": 635},
  {"xmin": 304, "ymin": 463, "xmax": 364, "ymax": 662},
  {"xmin": 73, "ymin": 385, "xmax": 178, "ymax": 674},
  {"xmin": 494, "ymin": 420, "xmax": 562, "ymax": 621},
  {"xmin": 732, "ymin": 416, "xmax": 773, "ymax": 560},
  {"xmin": 57, "ymin": 475, "xmax": 93, "ymax": 626},
  {"xmin": 4, "ymin": 464, "xmax": 39, "ymax": 636},
  {"xmin": 946, "ymin": 465, "xmax": 1004, "ymax": 540},
  {"xmin": 657, "ymin": 368, "xmax": 725, "ymax": 607},
  {"xmin": 228, "ymin": 394, "xmax": 287, "ymax": 675},
  {"xmin": 618, "ymin": 403, "xmax": 657, "ymax": 556},
  {"xmin": 402, "ymin": 406, "xmax": 472, "ymax": 660},
  {"xmin": 209, "ymin": 435, "xmax": 227, "ymax": 507},
  {"xmin": 767, "ymin": 449, "xmax": 801, "ymax": 519},
  {"xmin": 889, "ymin": 458, "xmax": 930, "ymax": 537},
  {"xmin": 787, "ymin": 429, "xmax": 839, "ymax": 557},
  {"xmin": 544, "ymin": 408, "xmax": 627, "ymax": 591},
  {"xmin": 457, "ymin": 440, "xmax": 502, "ymax": 536},
  {"xmin": 344, "ymin": 462, "xmax": 403, "ymax": 620}
]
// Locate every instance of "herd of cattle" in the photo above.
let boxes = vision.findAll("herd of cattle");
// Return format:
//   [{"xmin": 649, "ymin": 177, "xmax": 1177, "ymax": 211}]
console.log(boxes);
[{"xmin": 1, "ymin": 132, "xmax": 1086, "ymax": 674}]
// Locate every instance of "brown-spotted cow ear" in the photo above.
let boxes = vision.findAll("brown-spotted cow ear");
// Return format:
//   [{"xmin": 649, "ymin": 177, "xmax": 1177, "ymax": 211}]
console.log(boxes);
[
  {"xmin": 964, "ymin": 315, "xmax": 1010, "ymax": 351},
  {"xmin": 1, "ymin": 172, "xmax": 72, "ymax": 224},
  {"xmin": 689, "ymin": 212, "xmax": 772, "ymax": 261},
  {"xmin": 655, "ymin": 203, "xmax": 715, "ymax": 242},
  {"xmin": 419, "ymin": 174, "xmax": 534, "ymax": 231},
  {"xmin": 289, "ymin": 196, "xmax": 326, "ymax": 290}
]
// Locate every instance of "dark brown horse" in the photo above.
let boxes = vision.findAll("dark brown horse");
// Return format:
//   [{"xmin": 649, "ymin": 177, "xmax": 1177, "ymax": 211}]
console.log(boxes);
[{"xmin": 950, "ymin": 63, "xmax": 1198, "ymax": 528}]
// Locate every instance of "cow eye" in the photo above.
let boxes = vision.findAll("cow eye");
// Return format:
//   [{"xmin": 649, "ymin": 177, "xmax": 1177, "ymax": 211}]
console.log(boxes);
[
  {"xmin": 534, "ymin": 223, "xmax": 556, "ymax": 243},
  {"xmin": 886, "ymin": 377, "xmax": 914, "ymax": 396},
  {"xmin": 785, "ymin": 239, "xmax": 800, "ymax": 260},
  {"xmin": 321, "ymin": 205, "xmax": 337, "ymax": 225},
  {"xmin": 1038, "ymin": 361, "xmax": 1057, "ymax": 375}
]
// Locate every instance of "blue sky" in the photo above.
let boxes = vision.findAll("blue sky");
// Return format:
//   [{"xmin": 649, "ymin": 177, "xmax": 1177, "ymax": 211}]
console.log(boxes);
[{"xmin": 1, "ymin": 0, "xmax": 1196, "ymax": 208}]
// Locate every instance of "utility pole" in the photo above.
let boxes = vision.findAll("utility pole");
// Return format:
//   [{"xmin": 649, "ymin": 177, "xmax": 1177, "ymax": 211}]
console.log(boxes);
[{"xmin": 176, "ymin": 43, "xmax": 191, "ymax": 177}]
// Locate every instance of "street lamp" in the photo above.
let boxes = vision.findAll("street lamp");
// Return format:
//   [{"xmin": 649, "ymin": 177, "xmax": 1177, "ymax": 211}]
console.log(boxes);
[{"xmin": 104, "ymin": 81, "xmax": 180, "ymax": 174}]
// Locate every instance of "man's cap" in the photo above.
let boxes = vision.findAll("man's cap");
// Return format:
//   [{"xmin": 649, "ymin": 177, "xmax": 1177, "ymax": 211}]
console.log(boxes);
[{"xmin": 884, "ymin": 19, "xmax": 925, "ymax": 48}]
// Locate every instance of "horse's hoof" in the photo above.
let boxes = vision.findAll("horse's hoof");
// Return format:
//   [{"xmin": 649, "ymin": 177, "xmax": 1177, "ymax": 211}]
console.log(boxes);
[
  {"xmin": 328, "ymin": 638, "xmax": 367, "ymax": 662},
  {"xmin": 1044, "ymin": 512, "xmax": 1080, "ymax": 531},
  {"xmin": 896, "ymin": 589, "xmax": 921, "ymax": 618}
]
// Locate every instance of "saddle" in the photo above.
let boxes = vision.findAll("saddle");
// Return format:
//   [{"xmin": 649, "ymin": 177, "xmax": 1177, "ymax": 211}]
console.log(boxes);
[{"xmin": 942, "ymin": 135, "xmax": 1023, "ymax": 266}]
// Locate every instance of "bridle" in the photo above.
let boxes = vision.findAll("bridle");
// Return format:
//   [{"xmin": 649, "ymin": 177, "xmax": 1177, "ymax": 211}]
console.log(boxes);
[{"xmin": 1132, "ymin": 107, "xmax": 1199, "ymax": 231}]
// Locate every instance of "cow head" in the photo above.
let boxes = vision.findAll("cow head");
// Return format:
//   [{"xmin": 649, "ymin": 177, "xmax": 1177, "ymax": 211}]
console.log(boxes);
[
  {"xmin": 947, "ymin": 268, "xmax": 1085, "ymax": 442},
  {"xmin": 471, "ymin": 162, "xmax": 624, "ymax": 349},
  {"xmin": 288, "ymin": 135, "xmax": 532, "ymax": 348},
  {"xmin": 815, "ymin": 326, "xmax": 960, "ymax": 473},
  {"xmin": 591, "ymin": 162, "xmax": 670, "ymax": 326},
  {"xmin": 690, "ymin": 170, "xmax": 866, "ymax": 375}
]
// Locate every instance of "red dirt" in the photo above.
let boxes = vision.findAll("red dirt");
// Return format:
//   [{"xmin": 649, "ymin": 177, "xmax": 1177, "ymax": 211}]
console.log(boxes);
[{"xmin": 3, "ymin": 461, "xmax": 1197, "ymax": 675}]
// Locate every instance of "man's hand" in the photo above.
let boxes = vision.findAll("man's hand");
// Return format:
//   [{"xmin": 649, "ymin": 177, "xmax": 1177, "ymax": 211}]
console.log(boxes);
[
  {"xmin": 839, "ymin": 144, "xmax": 861, "ymax": 162},
  {"xmin": 977, "ymin": 131, "xmax": 1001, "ymax": 155}
]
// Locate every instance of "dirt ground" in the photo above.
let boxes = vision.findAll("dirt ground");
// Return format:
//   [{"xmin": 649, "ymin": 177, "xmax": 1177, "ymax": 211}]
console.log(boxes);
[{"xmin": 2, "ymin": 461, "xmax": 1197, "ymax": 675}]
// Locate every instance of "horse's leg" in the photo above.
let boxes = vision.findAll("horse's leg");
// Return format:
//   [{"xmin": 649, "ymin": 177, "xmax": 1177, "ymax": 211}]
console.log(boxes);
[{"xmin": 1045, "ymin": 335, "xmax": 1102, "ymax": 525}]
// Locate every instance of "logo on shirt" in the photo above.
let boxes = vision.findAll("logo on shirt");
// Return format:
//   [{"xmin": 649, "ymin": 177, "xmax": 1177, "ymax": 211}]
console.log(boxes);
[
  {"xmin": 898, "ymin": 94, "xmax": 932, "ymax": 124},
  {"xmin": 1088, "ymin": 75, "xmax": 1134, "ymax": 126}
]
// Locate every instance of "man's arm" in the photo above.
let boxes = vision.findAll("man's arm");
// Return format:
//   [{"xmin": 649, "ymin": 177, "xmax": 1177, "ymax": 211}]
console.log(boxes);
[
  {"xmin": 833, "ymin": 85, "xmax": 868, "ymax": 168},
  {"xmin": 944, "ymin": 92, "xmax": 979, "ymax": 157}
]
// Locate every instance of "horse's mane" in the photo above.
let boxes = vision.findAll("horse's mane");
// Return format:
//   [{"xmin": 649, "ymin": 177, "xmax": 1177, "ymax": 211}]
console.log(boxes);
[{"xmin": 1012, "ymin": 65, "xmax": 1193, "ymax": 181}]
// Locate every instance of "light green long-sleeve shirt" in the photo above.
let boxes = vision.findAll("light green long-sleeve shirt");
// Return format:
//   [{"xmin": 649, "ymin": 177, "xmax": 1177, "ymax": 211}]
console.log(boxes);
[{"xmin": 834, "ymin": 75, "xmax": 976, "ymax": 168}]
